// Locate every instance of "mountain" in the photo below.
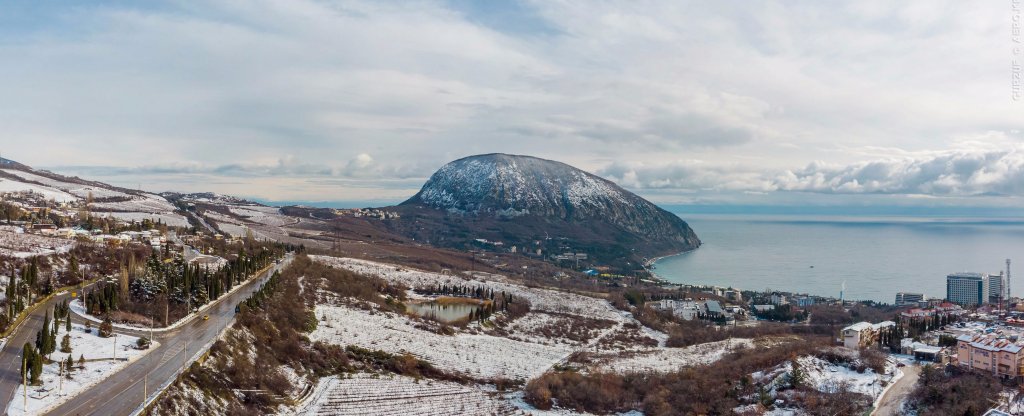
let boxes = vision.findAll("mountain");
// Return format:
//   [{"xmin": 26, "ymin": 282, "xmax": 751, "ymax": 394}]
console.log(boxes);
[{"xmin": 391, "ymin": 154, "xmax": 700, "ymax": 270}]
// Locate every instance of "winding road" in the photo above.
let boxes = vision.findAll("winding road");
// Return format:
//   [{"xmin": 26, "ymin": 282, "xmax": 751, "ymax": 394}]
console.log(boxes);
[
  {"xmin": 0, "ymin": 254, "xmax": 292, "ymax": 416},
  {"xmin": 873, "ymin": 364, "xmax": 921, "ymax": 416}
]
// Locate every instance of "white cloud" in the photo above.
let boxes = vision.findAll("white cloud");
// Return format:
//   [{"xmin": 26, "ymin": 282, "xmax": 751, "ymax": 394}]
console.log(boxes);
[
  {"xmin": 601, "ymin": 145, "xmax": 1024, "ymax": 198},
  {"xmin": 0, "ymin": 0, "xmax": 1018, "ymax": 203}
]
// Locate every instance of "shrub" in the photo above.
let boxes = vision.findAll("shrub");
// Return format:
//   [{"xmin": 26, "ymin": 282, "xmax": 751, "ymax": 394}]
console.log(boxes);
[{"xmin": 98, "ymin": 317, "xmax": 113, "ymax": 338}]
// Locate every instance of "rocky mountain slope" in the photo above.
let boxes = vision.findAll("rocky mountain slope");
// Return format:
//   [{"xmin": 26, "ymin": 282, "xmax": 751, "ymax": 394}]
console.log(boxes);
[{"xmin": 391, "ymin": 154, "xmax": 700, "ymax": 269}]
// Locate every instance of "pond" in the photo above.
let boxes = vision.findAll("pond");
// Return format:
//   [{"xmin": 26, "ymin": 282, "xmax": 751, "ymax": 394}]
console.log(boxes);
[{"xmin": 406, "ymin": 299, "xmax": 481, "ymax": 323}]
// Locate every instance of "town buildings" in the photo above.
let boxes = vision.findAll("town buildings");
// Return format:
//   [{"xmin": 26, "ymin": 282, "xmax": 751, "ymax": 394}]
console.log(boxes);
[{"xmin": 956, "ymin": 334, "xmax": 1024, "ymax": 380}]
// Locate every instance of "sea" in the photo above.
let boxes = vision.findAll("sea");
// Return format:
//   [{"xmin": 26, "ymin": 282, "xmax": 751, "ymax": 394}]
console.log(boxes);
[{"xmin": 653, "ymin": 213, "xmax": 1024, "ymax": 304}]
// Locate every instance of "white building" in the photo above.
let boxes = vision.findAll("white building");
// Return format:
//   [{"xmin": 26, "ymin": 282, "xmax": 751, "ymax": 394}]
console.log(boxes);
[
  {"xmin": 895, "ymin": 292, "xmax": 926, "ymax": 306},
  {"xmin": 841, "ymin": 321, "xmax": 895, "ymax": 349}
]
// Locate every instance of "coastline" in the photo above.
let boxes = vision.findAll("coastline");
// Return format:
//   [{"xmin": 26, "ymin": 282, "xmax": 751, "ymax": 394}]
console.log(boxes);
[
  {"xmin": 643, "ymin": 246, "xmax": 857, "ymax": 304},
  {"xmin": 643, "ymin": 247, "xmax": 697, "ymax": 282}
]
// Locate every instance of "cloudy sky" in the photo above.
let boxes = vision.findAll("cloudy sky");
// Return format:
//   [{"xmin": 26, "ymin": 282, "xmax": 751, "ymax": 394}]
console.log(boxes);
[{"xmin": 1, "ymin": 1, "xmax": 1022, "ymax": 208}]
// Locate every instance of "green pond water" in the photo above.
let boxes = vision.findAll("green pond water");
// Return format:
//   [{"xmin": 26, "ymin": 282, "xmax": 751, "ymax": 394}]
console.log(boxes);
[{"xmin": 406, "ymin": 301, "xmax": 480, "ymax": 323}]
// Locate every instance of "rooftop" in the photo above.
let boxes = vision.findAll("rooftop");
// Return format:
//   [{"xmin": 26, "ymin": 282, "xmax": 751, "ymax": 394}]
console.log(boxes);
[
  {"xmin": 948, "ymin": 272, "xmax": 987, "ymax": 280},
  {"xmin": 956, "ymin": 334, "xmax": 1024, "ymax": 353},
  {"xmin": 843, "ymin": 322, "xmax": 873, "ymax": 332}
]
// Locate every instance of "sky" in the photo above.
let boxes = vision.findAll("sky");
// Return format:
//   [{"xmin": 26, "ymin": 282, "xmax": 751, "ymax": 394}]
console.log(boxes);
[{"xmin": 1, "ymin": 0, "xmax": 1022, "ymax": 210}]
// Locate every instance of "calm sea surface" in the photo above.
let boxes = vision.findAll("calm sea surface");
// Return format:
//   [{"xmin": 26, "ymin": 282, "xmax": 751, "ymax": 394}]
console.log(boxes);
[{"xmin": 653, "ymin": 214, "xmax": 1024, "ymax": 303}]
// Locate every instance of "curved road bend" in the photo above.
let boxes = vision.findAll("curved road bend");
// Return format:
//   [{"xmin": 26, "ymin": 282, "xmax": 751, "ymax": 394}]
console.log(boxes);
[
  {"xmin": 0, "ymin": 282, "xmax": 102, "ymax": 415},
  {"xmin": 0, "ymin": 255, "xmax": 291, "ymax": 416}
]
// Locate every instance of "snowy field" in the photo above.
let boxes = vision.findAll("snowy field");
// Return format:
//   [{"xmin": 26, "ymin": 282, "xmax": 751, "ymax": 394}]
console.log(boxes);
[
  {"xmin": 90, "ymin": 193, "xmax": 177, "ymax": 214},
  {"xmin": 0, "ymin": 230, "xmax": 74, "ymax": 258},
  {"xmin": 309, "ymin": 256, "xmax": 772, "ymax": 381},
  {"xmin": 295, "ymin": 374, "xmax": 516, "ymax": 416},
  {"xmin": 6, "ymin": 323, "xmax": 153, "ymax": 416},
  {"xmin": 0, "ymin": 178, "xmax": 76, "ymax": 203},
  {"xmin": 95, "ymin": 211, "xmax": 189, "ymax": 228},
  {"xmin": 591, "ymin": 338, "xmax": 754, "ymax": 374},
  {"xmin": 228, "ymin": 206, "xmax": 296, "ymax": 227},
  {"xmin": 503, "ymin": 311, "xmax": 615, "ymax": 347},
  {"xmin": 203, "ymin": 211, "xmax": 265, "ymax": 238},
  {"xmin": 313, "ymin": 256, "xmax": 621, "ymax": 321},
  {"xmin": 754, "ymin": 354, "xmax": 896, "ymax": 399},
  {"xmin": 0, "ymin": 169, "xmax": 131, "ymax": 200},
  {"xmin": 312, "ymin": 304, "xmax": 572, "ymax": 380}
]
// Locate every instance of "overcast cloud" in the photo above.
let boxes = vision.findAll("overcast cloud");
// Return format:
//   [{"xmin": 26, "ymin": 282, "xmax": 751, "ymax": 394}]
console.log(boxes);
[{"xmin": 0, "ymin": 1, "xmax": 1020, "ymax": 206}]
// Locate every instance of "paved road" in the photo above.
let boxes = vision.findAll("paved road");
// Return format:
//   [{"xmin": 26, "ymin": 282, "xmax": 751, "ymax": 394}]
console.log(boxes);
[
  {"xmin": 0, "ymin": 283, "xmax": 99, "ymax": 415},
  {"xmin": 0, "ymin": 255, "xmax": 291, "ymax": 416},
  {"xmin": 873, "ymin": 364, "xmax": 921, "ymax": 416}
]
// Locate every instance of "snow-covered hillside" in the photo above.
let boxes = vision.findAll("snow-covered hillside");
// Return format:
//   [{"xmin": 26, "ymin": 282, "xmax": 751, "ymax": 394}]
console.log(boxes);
[{"xmin": 0, "ymin": 165, "xmax": 188, "ymax": 226}]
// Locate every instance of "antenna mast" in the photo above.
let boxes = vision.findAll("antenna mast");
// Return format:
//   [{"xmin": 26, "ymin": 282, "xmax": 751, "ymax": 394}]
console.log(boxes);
[{"xmin": 1007, "ymin": 259, "xmax": 1012, "ymax": 311}]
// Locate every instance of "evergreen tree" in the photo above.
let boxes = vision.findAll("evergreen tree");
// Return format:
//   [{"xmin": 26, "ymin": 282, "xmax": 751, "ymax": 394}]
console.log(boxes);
[
  {"xmin": 789, "ymin": 356, "xmax": 805, "ymax": 388},
  {"xmin": 78, "ymin": 354, "xmax": 85, "ymax": 369},
  {"xmin": 20, "ymin": 343, "xmax": 33, "ymax": 384},
  {"xmin": 61, "ymin": 334, "xmax": 71, "ymax": 353},
  {"xmin": 30, "ymin": 348, "xmax": 42, "ymax": 385},
  {"xmin": 65, "ymin": 314, "xmax": 71, "ymax": 332}
]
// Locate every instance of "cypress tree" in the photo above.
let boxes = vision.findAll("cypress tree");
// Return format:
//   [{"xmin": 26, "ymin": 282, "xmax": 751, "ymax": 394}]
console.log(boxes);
[
  {"xmin": 20, "ymin": 343, "xmax": 33, "ymax": 384},
  {"xmin": 31, "ymin": 351, "xmax": 42, "ymax": 384}
]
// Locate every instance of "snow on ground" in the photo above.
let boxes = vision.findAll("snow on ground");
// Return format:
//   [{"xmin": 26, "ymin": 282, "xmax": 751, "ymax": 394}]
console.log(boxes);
[
  {"xmin": 293, "ymin": 373, "xmax": 516, "ymax": 415},
  {"xmin": 503, "ymin": 312, "xmax": 610, "ymax": 347},
  {"xmin": 228, "ymin": 206, "xmax": 296, "ymax": 227},
  {"xmin": 310, "ymin": 256, "xmax": 757, "ymax": 380},
  {"xmin": 203, "ymin": 211, "xmax": 265, "ymax": 239},
  {"xmin": 591, "ymin": 338, "xmax": 754, "ymax": 374},
  {"xmin": 0, "ymin": 178, "xmax": 77, "ymax": 203},
  {"xmin": 6, "ymin": 323, "xmax": 155, "ymax": 416},
  {"xmin": 799, "ymin": 356, "xmax": 891, "ymax": 397},
  {"xmin": 505, "ymin": 391, "xmax": 643, "ymax": 416},
  {"xmin": 311, "ymin": 304, "xmax": 571, "ymax": 381},
  {"xmin": 313, "ymin": 256, "xmax": 621, "ymax": 321},
  {"xmin": 95, "ymin": 211, "xmax": 189, "ymax": 228},
  {"xmin": 90, "ymin": 193, "xmax": 177, "ymax": 213},
  {"xmin": 0, "ymin": 230, "xmax": 74, "ymax": 258},
  {"xmin": 616, "ymin": 310, "xmax": 669, "ymax": 347},
  {"xmin": 0, "ymin": 169, "xmax": 130, "ymax": 200},
  {"xmin": 754, "ymin": 355, "xmax": 895, "ymax": 400}
]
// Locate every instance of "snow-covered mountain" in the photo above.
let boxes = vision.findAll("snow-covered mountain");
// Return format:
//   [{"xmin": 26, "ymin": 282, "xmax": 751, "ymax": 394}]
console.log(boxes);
[{"xmin": 398, "ymin": 154, "xmax": 700, "ymax": 265}]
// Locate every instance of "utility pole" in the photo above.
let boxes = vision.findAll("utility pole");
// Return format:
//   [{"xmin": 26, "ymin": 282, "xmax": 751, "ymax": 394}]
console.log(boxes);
[
  {"xmin": 22, "ymin": 353, "xmax": 27, "ymax": 410},
  {"xmin": 145, "ymin": 314, "xmax": 152, "ymax": 406}
]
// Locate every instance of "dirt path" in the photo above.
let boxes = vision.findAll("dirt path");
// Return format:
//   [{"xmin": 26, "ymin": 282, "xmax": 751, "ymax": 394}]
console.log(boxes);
[{"xmin": 873, "ymin": 364, "xmax": 921, "ymax": 416}]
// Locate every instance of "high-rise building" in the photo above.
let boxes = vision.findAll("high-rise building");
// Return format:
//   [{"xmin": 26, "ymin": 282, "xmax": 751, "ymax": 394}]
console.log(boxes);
[
  {"xmin": 895, "ymin": 292, "xmax": 926, "ymax": 306},
  {"xmin": 989, "ymin": 272, "xmax": 1005, "ymax": 304},
  {"xmin": 947, "ymin": 272, "xmax": 990, "ymax": 306}
]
